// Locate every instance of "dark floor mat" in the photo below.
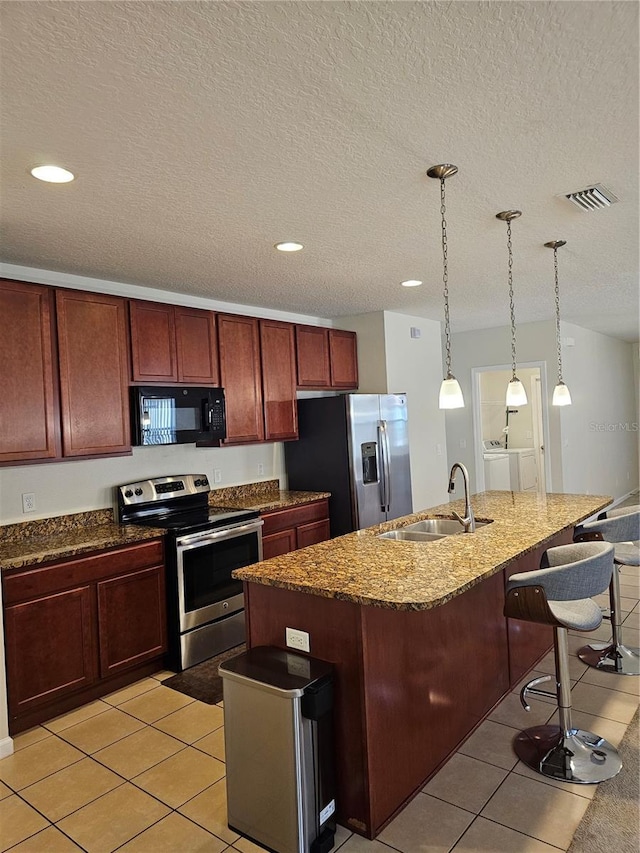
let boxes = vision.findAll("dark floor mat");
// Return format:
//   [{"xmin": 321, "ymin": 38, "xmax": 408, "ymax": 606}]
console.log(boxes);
[{"xmin": 161, "ymin": 644, "xmax": 245, "ymax": 704}]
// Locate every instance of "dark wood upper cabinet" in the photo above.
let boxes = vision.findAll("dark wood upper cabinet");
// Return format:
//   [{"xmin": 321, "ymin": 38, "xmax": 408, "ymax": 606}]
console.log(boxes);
[
  {"xmin": 130, "ymin": 300, "xmax": 218, "ymax": 385},
  {"xmin": 329, "ymin": 329, "xmax": 359, "ymax": 388},
  {"xmin": 56, "ymin": 289, "xmax": 131, "ymax": 457},
  {"xmin": 218, "ymin": 313, "xmax": 265, "ymax": 444},
  {"xmin": 174, "ymin": 306, "xmax": 219, "ymax": 385},
  {"xmin": 295, "ymin": 325, "xmax": 331, "ymax": 388},
  {"xmin": 296, "ymin": 325, "xmax": 358, "ymax": 390},
  {"xmin": 259, "ymin": 319, "xmax": 298, "ymax": 441},
  {"xmin": 129, "ymin": 300, "xmax": 178, "ymax": 382},
  {"xmin": 0, "ymin": 280, "xmax": 60, "ymax": 463}
]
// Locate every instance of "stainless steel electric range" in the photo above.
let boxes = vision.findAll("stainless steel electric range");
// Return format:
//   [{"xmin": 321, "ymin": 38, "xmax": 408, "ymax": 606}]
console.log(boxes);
[{"xmin": 117, "ymin": 474, "xmax": 263, "ymax": 671}]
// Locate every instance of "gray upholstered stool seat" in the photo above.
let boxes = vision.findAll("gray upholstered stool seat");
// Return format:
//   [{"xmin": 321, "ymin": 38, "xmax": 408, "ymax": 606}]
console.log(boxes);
[
  {"xmin": 505, "ymin": 540, "xmax": 622, "ymax": 784},
  {"xmin": 574, "ymin": 508, "xmax": 640, "ymax": 675}
]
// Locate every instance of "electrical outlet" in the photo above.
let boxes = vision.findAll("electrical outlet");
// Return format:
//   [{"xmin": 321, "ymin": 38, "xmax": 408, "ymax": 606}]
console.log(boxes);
[
  {"xmin": 459, "ymin": 439, "xmax": 466, "ymax": 449},
  {"xmin": 436, "ymin": 443, "xmax": 442, "ymax": 456},
  {"xmin": 258, "ymin": 463, "xmax": 265, "ymax": 476},
  {"xmin": 22, "ymin": 493, "xmax": 36, "ymax": 513},
  {"xmin": 213, "ymin": 469, "xmax": 222, "ymax": 484},
  {"xmin": 286, "ymin": 627, "xmax": 310, "ymax": 653}
]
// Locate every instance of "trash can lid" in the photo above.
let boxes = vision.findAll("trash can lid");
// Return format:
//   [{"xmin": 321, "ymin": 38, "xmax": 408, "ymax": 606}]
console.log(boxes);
[{"xmin": 219, "ymin": 645, "xmax": 333, "ymax": 693}]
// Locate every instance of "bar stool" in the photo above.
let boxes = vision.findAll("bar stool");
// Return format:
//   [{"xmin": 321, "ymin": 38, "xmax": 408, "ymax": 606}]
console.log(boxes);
[
  {"xmin": 505, "ymin": 541, "xmax": 622, "ymax": 783},
  {"xmin": 574, "ymin": 509, "xmax": 640, "ymax": 675}
]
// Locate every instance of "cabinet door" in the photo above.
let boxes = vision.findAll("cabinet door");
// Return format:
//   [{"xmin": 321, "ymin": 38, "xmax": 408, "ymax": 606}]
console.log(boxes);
[
  {"xmin": 297, "ymin": 518, "xmax": 331, "ymax": 549},
  {"xmin": 329, "ymin": 329, "xmax": 358, "ymax": 388},
  {"xmin": 56, "ymin": 290, "xmax": 131, "ymax": 456},
  {"xmin": 218, "ymin": 314, "xmax": 265, "ymax": 443},
  {"xmin": 262, "ymin": 529, "xmax": 297, "ymax": 560},
  {"xmin": 0, "ymin": 280, "xmax": 60, "ymax": 462},
  {"xmin": 129, "ymin": 300, "xmax": 178, "ymax": 382},
  {"xmin": 175, "ymin": 306, "xmax": 219, "ymax": 384},
  {"xmin": 4, "ymin": 586, "xmax": 96, "ymax": 717},
  {"xmin": 295, "ymin": 325, "xmax": 331, "ymax": 388},
  {"xmin": 97, "ymin": 565, "xmax": 167, "ymax": 677},
  {"xmin": 260, "ymin": 319, "xmax": 298, "ymax": 441}
]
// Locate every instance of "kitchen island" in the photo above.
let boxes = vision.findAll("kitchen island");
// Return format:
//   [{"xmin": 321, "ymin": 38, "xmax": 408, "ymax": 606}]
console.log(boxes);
[{"xmin": 234, "ymin": 490, "xmax": 610, "ymax": 839}]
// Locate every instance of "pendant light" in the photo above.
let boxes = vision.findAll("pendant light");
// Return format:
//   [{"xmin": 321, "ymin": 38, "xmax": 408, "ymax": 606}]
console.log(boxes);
[
  {"xmin": 496, "ymin": 210, "xmax": 527, "ymax": 406},
  {"xmin": 427, "ymin": 164, "xmax": 464, "ymax": 409},
  {"xmin": 545, "ymin": 240, "xmax": 572, "ymax": 406}
]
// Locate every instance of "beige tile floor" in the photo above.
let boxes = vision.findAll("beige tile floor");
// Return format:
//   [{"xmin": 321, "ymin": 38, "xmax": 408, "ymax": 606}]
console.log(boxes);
[{"xmin": 1, "ymin": 575, "xmax": 638, "ymax": 852}]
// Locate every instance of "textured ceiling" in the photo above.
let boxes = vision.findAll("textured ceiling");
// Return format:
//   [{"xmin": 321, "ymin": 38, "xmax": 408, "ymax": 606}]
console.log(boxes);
[{"xmin": 1, "ymin": 1, "xmax": 638, "ymax": 340}]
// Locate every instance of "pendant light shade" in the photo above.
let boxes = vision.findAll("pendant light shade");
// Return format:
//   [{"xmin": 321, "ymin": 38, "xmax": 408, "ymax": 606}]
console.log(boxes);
[
  {"xmin": 545, "ymin": 240, "xmax": 572, "ymax": 407},
  {"xmin": 428, "ymin": 164, "xmax": 464, "ymax": 410},
  {"xmin": 552, "ymin": 381, "xmax": 572, "ymax": 406},
  {"xmin": 439, "ymin": 377, "xmax": 465, "ymax": 409},
  {"xmin": 496, "ymin": 210, "xmax": 527, "ymax": 407},
  {"xmin": 506, "ymin": 378, "xmax": 528, "ymax": 406}
]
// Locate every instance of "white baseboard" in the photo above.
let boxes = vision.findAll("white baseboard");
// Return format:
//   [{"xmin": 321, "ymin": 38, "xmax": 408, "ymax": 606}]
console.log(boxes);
[{"xmin": 0, "ymin": 735, "xmax": 14, "ymax": 759}]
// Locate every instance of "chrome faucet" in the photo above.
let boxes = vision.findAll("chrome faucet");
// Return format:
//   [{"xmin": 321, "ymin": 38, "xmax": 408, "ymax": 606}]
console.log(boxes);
[{"xmin": 448, "ymin": 462, "xmax": 476, "ymax": 533}]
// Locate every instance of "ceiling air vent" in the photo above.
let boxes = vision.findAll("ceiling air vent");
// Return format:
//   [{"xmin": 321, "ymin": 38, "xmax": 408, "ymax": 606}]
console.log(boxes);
[{"xmin": 564, "ymin": 183, "xmax": 618, "ymax": 211}]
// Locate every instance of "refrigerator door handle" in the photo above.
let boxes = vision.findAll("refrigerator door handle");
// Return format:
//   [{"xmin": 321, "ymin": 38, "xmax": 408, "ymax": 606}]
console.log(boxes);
[
  {"xmin": 377, "ymin": 423, "xmax": 386, "ymax": 511},
  {"xmin": 378, "ymin": 420, "xmax": 391, "ymax": 512}
]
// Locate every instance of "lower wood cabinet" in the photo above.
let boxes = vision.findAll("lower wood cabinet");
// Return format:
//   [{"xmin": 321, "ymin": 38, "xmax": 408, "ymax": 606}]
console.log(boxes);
[
  {"xmin": 4, "ymin": 585, "xmax": 96, "ymax": 718},
  {"xmin": 261, "ymin": 500, "xmax": 330, "ymax": 560},
  {"xmin": 2, "ymin": 539, "xmax": 166, "ymax": 734},
  {"xmin": 97, "ymin": 565, "xmax": 167, "ymax": 678}
]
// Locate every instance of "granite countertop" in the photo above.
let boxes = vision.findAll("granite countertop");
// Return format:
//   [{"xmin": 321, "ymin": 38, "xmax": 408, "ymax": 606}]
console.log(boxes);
[
  {"xmin": 0, "ymin": 510, "xmax": 165, "ymax": 572},
  {"xmin": 209, "ymin": 479, "xmax": 330, "ymax": 513},
  {"xmin": 234, "ymin": 491, "xmax": 611, "ymax": 611}
]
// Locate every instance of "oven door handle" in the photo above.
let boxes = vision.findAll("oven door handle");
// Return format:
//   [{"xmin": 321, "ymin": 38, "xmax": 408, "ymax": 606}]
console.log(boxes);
[{"xmin": 176, "ymin": 520, "xmax": 264, "ymax": 548}]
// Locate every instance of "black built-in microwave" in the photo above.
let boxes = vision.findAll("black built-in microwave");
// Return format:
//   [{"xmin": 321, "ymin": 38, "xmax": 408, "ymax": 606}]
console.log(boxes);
[{"xmin": 131, "ymin": 386, "xmax": 226, "ymax": 446}]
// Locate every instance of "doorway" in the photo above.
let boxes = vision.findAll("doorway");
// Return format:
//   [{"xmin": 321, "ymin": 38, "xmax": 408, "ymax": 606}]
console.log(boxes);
[{"xmin": 471, "ymin": 363, "xmax": 551, "ymax": 492}]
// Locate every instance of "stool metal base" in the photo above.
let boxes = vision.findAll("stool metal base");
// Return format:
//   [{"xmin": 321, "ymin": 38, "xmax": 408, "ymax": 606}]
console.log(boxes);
[
  {"xmin": 578, "ymin": 642, "xmax": 640, "ymax": 675},
  {"xmin": 514, "ymin": 725, "xmax": 622, "ymax": 784}
]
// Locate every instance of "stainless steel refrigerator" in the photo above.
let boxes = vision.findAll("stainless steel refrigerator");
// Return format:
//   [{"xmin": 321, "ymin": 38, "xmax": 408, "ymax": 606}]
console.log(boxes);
[{"xmin": 285, "ymin": 394, "xmax": 413, "ymax": 537}]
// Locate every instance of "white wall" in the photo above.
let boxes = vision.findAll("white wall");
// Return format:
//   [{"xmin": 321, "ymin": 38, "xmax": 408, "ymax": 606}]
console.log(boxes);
[
  {"xmin": 447, "ymin": 319, "xmax": 638, "ymax": 501},
  {"xmin": 559, "ymin": 322, "xmax": 639, "ymax": 498},
  {"xmin": 0, "ymin": 443, "xmax": 287, "ymax": 524},
  {"xmin": 339, "ymin": 311, "xmax": 449, "ymax": 511},
  {"xmin": 446, "ymin": 321, "xmax": 561, "ymax": 494}
]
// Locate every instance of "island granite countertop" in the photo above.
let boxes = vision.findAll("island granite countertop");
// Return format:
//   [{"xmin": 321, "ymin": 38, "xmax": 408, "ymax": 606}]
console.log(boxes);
[
  {"xmin": 0, "ymin": 509, "xmax": 165, "ymax": 572},
  {"xmin": 233, "ymin": 490, "xmax": 610, "ymax": 611}
]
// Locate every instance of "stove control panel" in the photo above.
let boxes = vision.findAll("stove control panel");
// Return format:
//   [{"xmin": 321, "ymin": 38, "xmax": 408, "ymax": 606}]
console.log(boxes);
[{"xmin": 117, "ymin": 474, "xmax": 210, "ymax": 506}]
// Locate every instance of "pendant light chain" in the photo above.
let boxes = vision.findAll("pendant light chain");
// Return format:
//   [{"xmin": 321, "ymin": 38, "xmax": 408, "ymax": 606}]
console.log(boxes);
[
  {"xmin": 507, "ymin": 219, "xmax": 518, "ymax": 381},
  {"xmin": 553, "ymin": 246, "xmax": 563, "ymax": 382},
  {"xmin": 439, "ymin": 177, "xmax": 453, "ymax": 379}
]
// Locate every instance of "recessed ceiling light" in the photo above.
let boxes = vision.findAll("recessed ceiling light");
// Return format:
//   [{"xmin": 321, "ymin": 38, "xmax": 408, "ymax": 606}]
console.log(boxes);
[
  {"xmin": 401, "ymin": 279, "xmax": 423, "ymax": 287},
  {"xmin": 30, "ymin": 165, "xmax": 75, "ymax": 183},
  {"xmin": 275, "ymin": 241, "xmax": 304, "ymax": 252}
]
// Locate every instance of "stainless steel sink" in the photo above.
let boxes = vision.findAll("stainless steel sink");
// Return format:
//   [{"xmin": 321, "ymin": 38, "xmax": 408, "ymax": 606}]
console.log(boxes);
[
  {"xmin": 377, "ymin": 517, "xmax": 493, "ymax": 542},
  {"xmin": 404, "ymin": 518, "xmax": 492, "ymax": 535},
  {"xmin": 378, "ymin": 529, "xmax": 447, "ymax": 542}
]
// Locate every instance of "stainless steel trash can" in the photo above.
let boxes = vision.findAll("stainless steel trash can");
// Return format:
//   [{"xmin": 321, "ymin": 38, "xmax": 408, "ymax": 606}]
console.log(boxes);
[{"xmin": 219, "ymin": 646, "xmax": 336, "ymax": 853}]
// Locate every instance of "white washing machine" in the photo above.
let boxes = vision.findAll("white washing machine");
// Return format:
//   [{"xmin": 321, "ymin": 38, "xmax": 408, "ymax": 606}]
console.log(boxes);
[
  {"xmin": 483, "ymin": 441, "xmax": 511, "ymax": 490},
  {"xmin": 483, "ymin": 441, "xmax": 538, "ymax": 491}
]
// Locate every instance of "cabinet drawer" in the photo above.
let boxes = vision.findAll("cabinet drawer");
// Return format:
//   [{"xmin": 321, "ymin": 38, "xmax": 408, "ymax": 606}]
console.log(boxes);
[
  {"xmin": 297, "ymin": 519, "xmax": 331, "ymax": 549},
  {"xmin": 261, "ymin": 500, "xmax": 329, "ymax": 536},
  {"xmin": 3, "ymin": 539, "xmax": 164, "ymax": 604}
]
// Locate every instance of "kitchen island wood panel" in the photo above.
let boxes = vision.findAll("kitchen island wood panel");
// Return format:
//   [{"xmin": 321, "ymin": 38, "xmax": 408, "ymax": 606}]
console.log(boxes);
[
  {"xmin": 245, "ymin": 564, "xmax": 509, "ymax": 837},
  {"xmin": 237, "ymin": 491, "xmax": 610, "ymax": 838}
]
